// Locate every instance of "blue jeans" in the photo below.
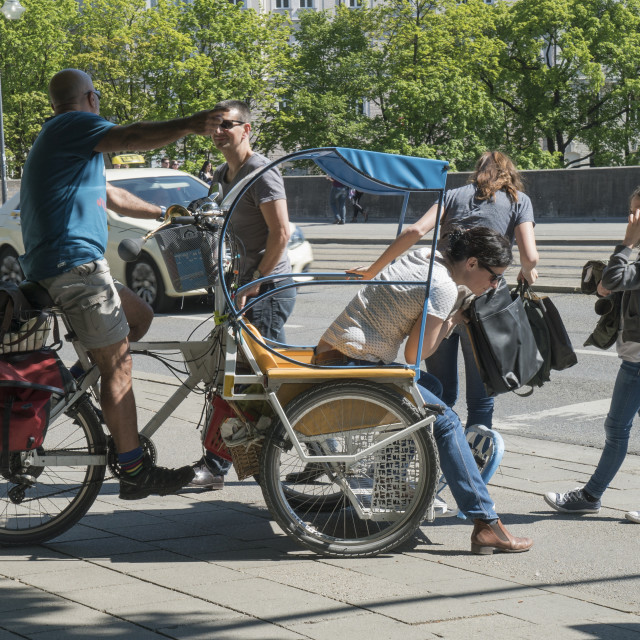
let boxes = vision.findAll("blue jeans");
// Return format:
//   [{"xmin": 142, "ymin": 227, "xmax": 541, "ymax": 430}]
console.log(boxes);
[
  {"xmin": 416, "ymin": 370, "xmax": 497, "ymax": 521},
  {"xmin": 318, "ymin": 355, "xmax": 497, "ymax": 521},
  {"xmin": 330, "ymin": 186, "xmax": 349, "ymax": 223},
  {"xmin": 425, "ymin": 326, "xmax": 494, "ymax": 428},
  {"xmin": 247, "ymin": 278, "xmax": 297, "ymax": 343},
  {"xmin": 584, "ymin": 360, "xmax": 640, "ymax": 499}
]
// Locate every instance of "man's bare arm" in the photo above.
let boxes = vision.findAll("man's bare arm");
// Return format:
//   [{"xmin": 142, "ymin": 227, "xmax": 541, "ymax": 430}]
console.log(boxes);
[
  {"xmin": 95, "ymin": 110, "xmax": 218, "ymax": 153},
  {"xmin": 256, "ymin": 199, "xmax": 291, "ymax": 277},
  {"xmin": 106, "ymin": 183, "xmax": 161, "ymax": 219},
  {"xmin": 236, "ymin": 198, "xmax": 290, "ymax": 308}
]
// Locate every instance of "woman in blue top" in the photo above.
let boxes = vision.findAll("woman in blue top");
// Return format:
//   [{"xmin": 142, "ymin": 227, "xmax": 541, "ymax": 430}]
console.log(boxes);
[{"xmin": 351, "ymin": 151, "xmax": 540, "ymax": 429}]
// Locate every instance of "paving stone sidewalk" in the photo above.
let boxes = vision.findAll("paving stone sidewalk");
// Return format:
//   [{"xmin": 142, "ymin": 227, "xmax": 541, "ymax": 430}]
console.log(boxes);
[{"xmin": 1, "ymin": 371, "xmax": 639, "ymax": 640}]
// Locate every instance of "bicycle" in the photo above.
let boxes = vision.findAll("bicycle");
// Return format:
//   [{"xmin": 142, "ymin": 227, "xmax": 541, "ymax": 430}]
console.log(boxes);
[{"xmin": 0, "ymin": 147, "xmax": 503, "ymax": 557}]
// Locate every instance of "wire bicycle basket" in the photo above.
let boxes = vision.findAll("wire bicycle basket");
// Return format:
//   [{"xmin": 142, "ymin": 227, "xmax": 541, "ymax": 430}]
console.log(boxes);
[
  {"xmin": 155, "ymin": 225, "xmax": 221, "ymax": 293},
  {"xmin": 0, "ymin": 310, "xmax": 53, "ymax": 355}
]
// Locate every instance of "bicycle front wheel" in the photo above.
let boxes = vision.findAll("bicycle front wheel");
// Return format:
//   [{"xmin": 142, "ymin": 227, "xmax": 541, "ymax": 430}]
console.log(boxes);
[
  {"xmin": 261, "ymin": 381, "xmax": 438, "ymax": 558},
  {"xmin": 0, "ymin": 396, "xmax": 107, "ymax": 546}
]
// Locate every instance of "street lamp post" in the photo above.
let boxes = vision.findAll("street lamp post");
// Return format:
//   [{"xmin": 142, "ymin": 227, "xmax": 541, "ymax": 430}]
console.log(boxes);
[{"xmin": 0, "ymin": 0, "xmax": 26, "ymax": 204}]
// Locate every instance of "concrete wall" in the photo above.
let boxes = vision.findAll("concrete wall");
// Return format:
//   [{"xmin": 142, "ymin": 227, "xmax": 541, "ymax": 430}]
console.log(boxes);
[
  {"xmin": 6, "ymin": 166, "xmax": 639, "ymax": 219},
  {"xmin": 4, "ymin": 179, "xmax": 20, "ymax": 202},
  {"xmin": 283, "ymin": 165, "xmax": 640, "ymax": 222}
]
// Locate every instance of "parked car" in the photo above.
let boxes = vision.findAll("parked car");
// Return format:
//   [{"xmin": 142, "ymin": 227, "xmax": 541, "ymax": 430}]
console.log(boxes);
[{"xmin": 0, "ymin": 168, "xmax": 313, "ymax": 312}]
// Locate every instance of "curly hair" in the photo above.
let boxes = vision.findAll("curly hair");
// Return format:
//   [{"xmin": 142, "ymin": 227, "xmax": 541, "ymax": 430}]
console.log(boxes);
[{"xmin": 471, "ymin": 151, "xmax": 524, "ymax": 204}]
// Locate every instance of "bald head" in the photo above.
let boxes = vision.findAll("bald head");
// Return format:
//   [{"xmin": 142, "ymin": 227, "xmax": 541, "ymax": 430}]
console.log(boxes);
[{"xmin": 49, "ymin": 69, "xmax": 95, "ymax": 114}]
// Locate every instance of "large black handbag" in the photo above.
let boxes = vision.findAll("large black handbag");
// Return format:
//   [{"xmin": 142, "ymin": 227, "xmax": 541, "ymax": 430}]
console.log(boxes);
[
  {"xmin": 517, "ymin": 282, "xmax": 578, "ymax": 371},
  {"xmin": 465, "ymin": 279, "xmax": 543, "ymax": 397}
]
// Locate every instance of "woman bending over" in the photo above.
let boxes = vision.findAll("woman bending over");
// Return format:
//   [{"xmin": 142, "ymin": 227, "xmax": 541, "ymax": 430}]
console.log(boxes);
[{"xmin": 316, "ymin": 226, "xmax": 533, "ymax": 555}]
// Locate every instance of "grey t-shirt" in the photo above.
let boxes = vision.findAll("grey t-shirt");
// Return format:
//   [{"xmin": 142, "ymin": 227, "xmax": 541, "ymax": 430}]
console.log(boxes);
[
  {"xmin": 436, "ymin": 183, "xmax": 535, "ymax": 251},
  {"xmin": 212, "ymin": 152, "xmax": 290, "ymax": 283},
  {"xmin": 320, "ymin": 249, "xmax": 459, "ymax": 364}
]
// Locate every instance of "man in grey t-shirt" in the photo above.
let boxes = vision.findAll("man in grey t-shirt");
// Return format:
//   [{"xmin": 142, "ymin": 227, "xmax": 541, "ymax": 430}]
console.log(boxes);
[
  {"xmin": 209, "ymin": 100, "xmax": 295, "ymax": 339},
  {"xmin": 191, "ymin": 100, "xmax": 296, "ymax": 489}
]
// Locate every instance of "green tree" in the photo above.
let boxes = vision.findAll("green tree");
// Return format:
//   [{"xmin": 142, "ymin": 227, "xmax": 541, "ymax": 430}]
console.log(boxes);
[
  {"xmin": 486, "ymin": 0, "xmax": 640, "ymax": 167},
  {"xmin": 262, "ymin": 0, "xmax": 506, "ymax": 170},
  {"xmin": 0, "ymin": 0, "xmax": 78, "ymax": 175},
  {"xmin": 183, "ymin": 0, "xmax": 292, "ymax": 159},
  {"xmin": 71, "ymin": 0, "xmax": 291, "ymax": 166},
  {"xmin": 368, "ymin": 0, "xmax": 503, "ymax": 169},
  {"xmin": 260, "ymin": 6, "xmax": 378, "ymax": 155}
]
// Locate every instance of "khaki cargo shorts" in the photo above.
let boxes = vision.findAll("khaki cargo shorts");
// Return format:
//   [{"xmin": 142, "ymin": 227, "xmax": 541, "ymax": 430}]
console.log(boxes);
[{"xmin": 40, "ymin": 259, "xmax": 130, "ymax": 350}]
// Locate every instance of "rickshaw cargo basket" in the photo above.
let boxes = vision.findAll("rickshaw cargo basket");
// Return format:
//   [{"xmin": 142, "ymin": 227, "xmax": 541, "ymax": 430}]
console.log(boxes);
[
  {"xmin": 155, "ymin": 225, "xmax": 221, "ymax": 292},
  {"xmin": 226, "ymin": 437, "xmax": 263, "ymax": 481},
  {"xmin": 0, "ymin": 310, "xmax": 53, "ymax": 355}
]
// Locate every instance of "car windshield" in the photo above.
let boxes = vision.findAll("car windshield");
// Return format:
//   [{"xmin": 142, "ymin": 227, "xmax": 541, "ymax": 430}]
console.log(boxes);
[{"xmin": 109, "ymin": 175, "xmax": 209, "ymax": 210}]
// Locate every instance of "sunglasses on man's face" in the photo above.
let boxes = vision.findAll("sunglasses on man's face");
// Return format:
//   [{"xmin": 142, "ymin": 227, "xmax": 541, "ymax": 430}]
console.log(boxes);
[{"xmin": 213, "ymin": 119, "xmax": 246, "ymax": 130}]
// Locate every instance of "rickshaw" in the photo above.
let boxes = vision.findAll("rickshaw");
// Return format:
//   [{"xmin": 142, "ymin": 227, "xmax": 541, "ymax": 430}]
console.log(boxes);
[{"xmin": 0, "ymin": 147, "xmax": 502, "ymax": 557}]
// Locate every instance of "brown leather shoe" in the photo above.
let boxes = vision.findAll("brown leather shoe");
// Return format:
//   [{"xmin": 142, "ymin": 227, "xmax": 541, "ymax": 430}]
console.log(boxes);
[{"xmin": 471, "ymin": 519, "xmax": 533, "ymax": 555}]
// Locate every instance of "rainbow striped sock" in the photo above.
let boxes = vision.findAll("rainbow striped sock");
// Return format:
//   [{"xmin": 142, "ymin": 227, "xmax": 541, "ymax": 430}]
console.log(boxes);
[{"xmin": 118, "ymin": 447, "xmax": 145, "ymax": 477}]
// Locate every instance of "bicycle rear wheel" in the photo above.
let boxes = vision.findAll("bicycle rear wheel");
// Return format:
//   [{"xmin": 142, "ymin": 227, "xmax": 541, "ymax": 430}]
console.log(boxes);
[
  {"xmin": 0, "ymin": 396, "xmax": 106, "ymax": 546},
  {"xmin": 261, "ymin": 381, "xmax": 438, "ymax": 558}
]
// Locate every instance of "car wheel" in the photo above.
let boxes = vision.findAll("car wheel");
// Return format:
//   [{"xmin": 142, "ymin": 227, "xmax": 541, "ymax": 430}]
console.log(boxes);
[
  {"xmin": 0, "ymin": 246, "xmax": 24, "ymax": 285},
  {"xmin": 126, "ymin": 254, "xmax": 175, "ymax": 313}
]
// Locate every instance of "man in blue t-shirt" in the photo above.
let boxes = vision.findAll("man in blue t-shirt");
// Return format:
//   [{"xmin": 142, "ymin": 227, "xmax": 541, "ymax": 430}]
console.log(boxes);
[{"xmin": 20, "ymin": 68, "xmax": 219, "ymax": 500}]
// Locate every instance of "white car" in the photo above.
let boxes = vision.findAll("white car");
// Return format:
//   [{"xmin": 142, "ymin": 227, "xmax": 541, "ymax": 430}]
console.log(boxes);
[{"xmin": 0, "ymin": 168, "xmax": 313, "ymax": 312}]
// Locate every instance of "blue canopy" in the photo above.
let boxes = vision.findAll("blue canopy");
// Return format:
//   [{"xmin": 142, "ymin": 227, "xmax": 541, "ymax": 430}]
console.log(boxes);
[
  {"xmin": 220, "ymin": 147, "xmax": 449, "ymax": 211},
  {"xmin": 290, "ymin": 147, "xmax": 449, "ymax": 195}
]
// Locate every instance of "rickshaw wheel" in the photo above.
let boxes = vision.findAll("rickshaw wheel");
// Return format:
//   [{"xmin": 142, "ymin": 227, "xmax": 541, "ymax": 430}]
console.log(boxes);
[{"xmin": 260, "ymin": 380, "xmax": 438, "ymax": 558}]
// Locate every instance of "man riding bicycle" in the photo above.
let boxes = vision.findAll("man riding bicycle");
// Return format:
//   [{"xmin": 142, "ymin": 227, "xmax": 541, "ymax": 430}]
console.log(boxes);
[{"xmin": 19, "ymin": 68, "xmax": 221, "ymax": 500}]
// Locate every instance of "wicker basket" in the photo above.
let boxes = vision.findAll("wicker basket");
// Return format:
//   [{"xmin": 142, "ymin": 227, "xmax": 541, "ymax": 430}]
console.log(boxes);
[
  {"xmin": 155, "ymin": 225, "xmax": 220, "ymax": 292},
  {"xmin": 227, "ymin": 438, "xmax": 263, "ymax": 481}
]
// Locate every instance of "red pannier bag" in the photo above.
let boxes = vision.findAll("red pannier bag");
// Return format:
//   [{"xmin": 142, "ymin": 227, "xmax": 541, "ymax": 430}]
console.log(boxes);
[{"xmin": 0, "ymin": 350, "xmax": 75, "ymax": 456}]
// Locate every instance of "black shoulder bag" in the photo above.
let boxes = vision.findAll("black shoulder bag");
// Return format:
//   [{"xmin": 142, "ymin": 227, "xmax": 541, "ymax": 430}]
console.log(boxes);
[{"xmin": 465, "ymin": 278, "xmax": 543, "ymax": 397}]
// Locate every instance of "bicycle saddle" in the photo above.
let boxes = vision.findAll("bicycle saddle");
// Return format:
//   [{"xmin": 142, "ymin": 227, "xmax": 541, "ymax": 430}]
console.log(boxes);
[{"xmin": 18, "ymin": 281, "xmax": 54, "ymax": 309}]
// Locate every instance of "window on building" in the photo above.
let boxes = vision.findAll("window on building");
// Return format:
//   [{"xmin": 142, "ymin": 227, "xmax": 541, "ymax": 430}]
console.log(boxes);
[
  {"xmin": 276, "ymin": 0, "xmax": 290, "ymax": 8},
  {"xmin": 353, "ymin": 98, "xmax": 367, "ymax": 116},
  {"xmin": 300, "ymin": 0, "xmax": 313, "ymax": 7},
  {"xmin": 349, "ymin": 0, "xmax": 363, "ymax": 6}
]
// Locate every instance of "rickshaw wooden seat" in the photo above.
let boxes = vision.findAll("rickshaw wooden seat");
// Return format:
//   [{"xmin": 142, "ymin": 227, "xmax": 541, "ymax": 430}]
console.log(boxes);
[{"xmin": 241, "ymin": 323, "xmax": 415, "ymax": 382}]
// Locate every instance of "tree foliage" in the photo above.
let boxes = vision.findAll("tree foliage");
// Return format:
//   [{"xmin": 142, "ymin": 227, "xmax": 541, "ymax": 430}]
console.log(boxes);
[
  {"xmin": 3, "ymin": 0, "xmax": 640, "ymax": 175},
  {"xmin": 0, "ymin": 0, "xmax": 78, "ymax": 173},
  {"xmin": 485, "ymin": 0, "xmax": 640, "ymax": 167}
]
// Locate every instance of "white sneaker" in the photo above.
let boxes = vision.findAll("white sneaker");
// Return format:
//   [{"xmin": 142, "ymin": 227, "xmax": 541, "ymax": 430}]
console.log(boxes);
[
  {"xmin": 625, "ymin": 511, "xmax": 640, "ymax": 523},
  {"xmin": 432, "ymin": 496, "xmax": 459, "ymax": 517},
  {"xmin": 433, "ymin": 497, "xmax": 448, "ymax": 516}
]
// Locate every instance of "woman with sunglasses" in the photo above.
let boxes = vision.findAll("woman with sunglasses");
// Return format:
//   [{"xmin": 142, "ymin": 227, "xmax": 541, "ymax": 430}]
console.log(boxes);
[
  {"xmin": 314, "ymin": 226, "xmax": 533, "ymax": 554},
  {"xmin": 350, "ymin": 151, "xmax": 539, "ymax": 430}
]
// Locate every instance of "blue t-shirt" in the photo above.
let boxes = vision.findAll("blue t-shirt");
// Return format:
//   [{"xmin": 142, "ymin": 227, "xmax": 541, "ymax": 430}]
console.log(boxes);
[{"xmin": 19, "ymin": 111, "xmax": 116, "ymax": 281}]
